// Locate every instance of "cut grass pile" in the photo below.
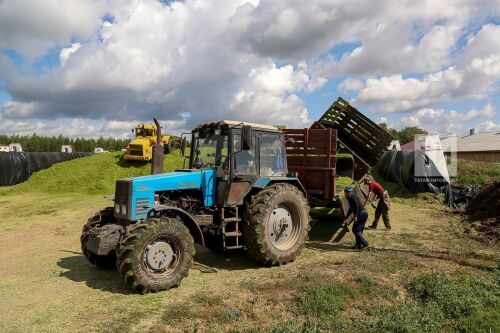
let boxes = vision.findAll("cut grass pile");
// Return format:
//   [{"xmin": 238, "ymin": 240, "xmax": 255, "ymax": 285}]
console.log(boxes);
[{"xmin": 0, "ymin": 151, "xmax": 185, "ymax": 195}]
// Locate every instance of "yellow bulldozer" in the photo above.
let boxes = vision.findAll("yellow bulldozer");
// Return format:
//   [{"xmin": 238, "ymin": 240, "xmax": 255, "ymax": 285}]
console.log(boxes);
[{"xmin": 123, "ymin": 123, "xmax": 173, "ymax": 161}]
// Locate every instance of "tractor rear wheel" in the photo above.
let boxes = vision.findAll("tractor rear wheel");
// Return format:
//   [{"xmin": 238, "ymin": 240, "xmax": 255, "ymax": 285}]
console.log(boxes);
[
  {"xmin": 244, "ymin": 183, "xmax": 310, "ymax": 265},
  {"xmin": 116, "ymin": 217, "xmax": 194, "ymax": 293},
  {"xmin": 80, "ymin": 207, "xmax": 117, "ymax": 269}
]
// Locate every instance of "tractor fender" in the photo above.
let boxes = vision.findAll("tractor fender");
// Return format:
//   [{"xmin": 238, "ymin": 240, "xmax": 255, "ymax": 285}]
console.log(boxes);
[
  {"xmin": 252, "ymin": 177, "xmax": 307, "ymax": 197},
  {"xmin": 149, "ymin": 206, "xmax": 205, "ymax": 246}
]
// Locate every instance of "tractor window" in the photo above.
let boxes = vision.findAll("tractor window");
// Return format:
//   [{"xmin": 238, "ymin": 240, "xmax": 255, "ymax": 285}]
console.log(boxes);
[
  {"xmin": 233, "ymin": 134, "xmax": 256, "ymax": 175},
  {"xmin": 259, "ymin": 133, "xmax": 285, "ymax": 176},
  {"xmin": 191, "ymin": 129, "xmax": 228, "ymax": 169}
]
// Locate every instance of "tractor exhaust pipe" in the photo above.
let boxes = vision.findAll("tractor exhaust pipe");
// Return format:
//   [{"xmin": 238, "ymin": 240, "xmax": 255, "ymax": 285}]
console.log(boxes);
[{"xmin": 151, "ymin": 118, "xmax": 164, "ymax": 175}]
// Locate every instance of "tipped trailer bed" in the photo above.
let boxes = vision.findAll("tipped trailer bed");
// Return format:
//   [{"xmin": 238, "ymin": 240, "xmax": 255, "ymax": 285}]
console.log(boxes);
[{"xmin": 283, "ymin": 97, "xmax": 393, "ymax": 207}]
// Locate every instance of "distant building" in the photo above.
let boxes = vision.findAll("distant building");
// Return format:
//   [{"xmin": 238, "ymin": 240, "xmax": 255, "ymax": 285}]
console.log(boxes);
[
  {"xmin": 61, "ymin": 145, "xmax": 73, "ymax": 153},
  {"xmin": 403, "ymin": 130, "xmax": 500, "ymax": 163},
  {"xmin": 444, "ymin": 130, "xmax": 500, "ymax": 162},
  {"xmin": 94, "ymin": 147, "xmax": 108, "ymax": 153},
  {"xmin": 8, "ymin": 143, "xmax": 22, "ymax": 152},
  {"xmin": 400, "ymin": 140, "xmax": 416, "ymax": 151},
  {"xmin": 387, "ymin": 140, "xmax": 401, "ymax": 151},
  {"xmin": 0, "ymin": 144, "xmax": 9, "ymax": 152}
]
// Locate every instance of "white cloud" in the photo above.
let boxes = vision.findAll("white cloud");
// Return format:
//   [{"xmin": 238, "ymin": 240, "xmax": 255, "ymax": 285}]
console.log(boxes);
[
  {"xmin": 59, "ymin": 43, "xmax": 82, "ymax": 66},
  {"xmin": 351, "ymin": 48, "xmax": 500, "ymax": 113},
  {"xmin": 0, "ymin": 117, "xmax": 188, "ymax": 139},
  {"xmin": 397, "ymin": 104, "xmax": 496, "ymax": 134},
  {"xmin": 0, "ymin": 0, "xmax": 499, "ymax": 139},
  {"xmin": 3, "ymin": 0, "xmax": 327, "ymax": 130},
  {"xmin": 0, "ymin": 53, "xmax": 13, "ymax": 80},
  {"xmin": 338, "ymin": 78, "xmax": 365, "ymax": 92},
  {"xmin": 474, "ymin": 120, "xmax": 500, "ymax": 133},
  {"xmin": 459, "ymin": 24, "xmax": 500, "ymax": 64},
  {"xmin": 325, "ymin": 23, "xmax": 461, "ymax": 76},
  {"xmin": 0, "ymin": 0, "xmax": 106, "ymax": 60}
]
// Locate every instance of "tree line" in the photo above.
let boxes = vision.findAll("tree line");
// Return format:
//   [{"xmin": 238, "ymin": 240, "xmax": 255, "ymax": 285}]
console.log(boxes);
[
  {"xmin": 379, "ymin": 124, "xmax": 429, "ymax": 145},
  {"xmin": 0, "ymin": 125, "xmax": 429, "ymax": 152},
  {"xmin": 0, "ymin": 133, "xmax": 130, "ymax": 152}
]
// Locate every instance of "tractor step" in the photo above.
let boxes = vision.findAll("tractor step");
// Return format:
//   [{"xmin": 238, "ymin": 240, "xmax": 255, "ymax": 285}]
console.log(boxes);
[
  {"xmin": 225, "ymin": 245, "xmax": 243, "ymax": 250},
  {"xmin": 222, "ymin": 217, "xmax": 241, "ymax": 223},
  {"xmin": 221, "ymin": 207, "xmax": 243, "ymax": 251},
  {"xmin": 224, "ymin": 231, "xmax": 242, "ymax": 237}
]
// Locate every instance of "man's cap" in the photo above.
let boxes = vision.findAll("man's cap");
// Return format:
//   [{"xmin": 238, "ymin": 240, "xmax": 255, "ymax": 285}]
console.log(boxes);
[{"xmin": 344, "ymin": 186, "xmax": 353, "ymax": 193}]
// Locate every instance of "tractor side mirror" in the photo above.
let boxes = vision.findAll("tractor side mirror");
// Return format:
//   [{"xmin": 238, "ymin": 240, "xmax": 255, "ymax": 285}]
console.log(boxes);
[
  {"xmin": 180, "ymin": 137, "xmax": 187, "ymax": 156},
  {"xmin": 242, "ymin": 125, "xmax": 253, "ymax": 150}
]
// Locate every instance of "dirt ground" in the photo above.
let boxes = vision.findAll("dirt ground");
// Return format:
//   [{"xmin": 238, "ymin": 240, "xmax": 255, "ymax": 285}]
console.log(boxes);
[{"xmin": 0, "ymin": 193, "xmax": 498, "ymax": 332}]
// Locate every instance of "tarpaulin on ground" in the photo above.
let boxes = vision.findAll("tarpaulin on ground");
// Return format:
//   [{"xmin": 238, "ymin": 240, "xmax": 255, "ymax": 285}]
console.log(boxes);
[
  {"xmin": 377, "ymin": 150, "xmax": 449, "ymax": 193},
  {"xmin": 0, "ymin": 152, "xmax": 91, "ymax": 186}
]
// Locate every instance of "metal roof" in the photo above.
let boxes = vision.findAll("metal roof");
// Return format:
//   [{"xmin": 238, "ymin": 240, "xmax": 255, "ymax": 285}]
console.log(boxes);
[
  {"xmin": 453, "ymin": 132, "xmax": 500, "ymax": 152},
  {"xmin": 400, "ymin": 140, "xmax": 416, "ymax": 151}
]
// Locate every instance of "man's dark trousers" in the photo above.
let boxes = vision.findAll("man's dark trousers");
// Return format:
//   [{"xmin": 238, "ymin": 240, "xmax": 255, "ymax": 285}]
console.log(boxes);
[
  {"xmin": 353, "ymin": 210, "xmax": 369, "ymax": 247},
  {"xmin": 373, "ymin": 200, "xmax": 390, "ymax": 228}
]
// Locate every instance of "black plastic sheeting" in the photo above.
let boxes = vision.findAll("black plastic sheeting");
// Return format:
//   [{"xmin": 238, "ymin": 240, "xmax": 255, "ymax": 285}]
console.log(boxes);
[
  {"xmin": 377, "ymin": 150, "xmax": 449, "ymax": 194},
  {"xmin": 0, "ymin": 152, "xmax": 91, "ymax": 186},
  {"xmin": 443, "ymin": 184, "xmax": 476, "ymax": 210}
]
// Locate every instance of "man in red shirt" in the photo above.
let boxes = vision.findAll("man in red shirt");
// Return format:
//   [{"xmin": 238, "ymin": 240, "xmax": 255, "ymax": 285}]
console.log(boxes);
[{"xmin": 364, "ymin": 178, "xmax": 391, "ymax": 229}]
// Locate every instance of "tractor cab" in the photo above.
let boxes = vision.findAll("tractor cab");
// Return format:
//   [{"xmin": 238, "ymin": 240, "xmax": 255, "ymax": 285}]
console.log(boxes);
[
  {"xmin": 182, "ymin": 120, "xmax": 293, "ymax": 208},
  {"xmin": 135, "ymin": 124, "xmax": 157, "ymax": 139},
  {"xmin": 185, "ymin": 120, "xmax": 287, "ymax": 178}
]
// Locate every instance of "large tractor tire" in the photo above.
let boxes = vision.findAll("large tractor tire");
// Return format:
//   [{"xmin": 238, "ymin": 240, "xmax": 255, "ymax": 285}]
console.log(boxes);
[
  {"xmin": 116, "ymin": 217, "xmax": 194, "ymax": 293},
  {"xmin": 244, "ymin": 183, "xmax": 310, "ymax": 265},
  {"xmin": 80, "ymin": 207, "xmax": 117, "ymax": 269}
]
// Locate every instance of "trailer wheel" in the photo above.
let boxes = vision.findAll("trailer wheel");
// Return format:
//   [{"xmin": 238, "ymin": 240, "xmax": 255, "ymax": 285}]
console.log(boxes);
[
  {"xmin": 80, "ymin": 207, "xmax": 117, "ymax": 269},
  {"xmin": 245, "ymin": 183, "xmax": 310, "ymax": 265},
  {"xmin": 164, "ymin": 142, "xmax": 172, "ymax": 154},
  {"xmin": 116, "ymin": 217, "xmax": 194, "ymax": 293}
]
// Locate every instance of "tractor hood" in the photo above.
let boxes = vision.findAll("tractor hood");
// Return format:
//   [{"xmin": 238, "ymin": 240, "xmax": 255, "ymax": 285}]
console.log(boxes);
[
  {"xmin": 129, "ymin": 137, "xmax": 154, "ymax": 146},
  {"xmin": 115, "ymin": 169, "xmax": 216, "ymax": 221}
]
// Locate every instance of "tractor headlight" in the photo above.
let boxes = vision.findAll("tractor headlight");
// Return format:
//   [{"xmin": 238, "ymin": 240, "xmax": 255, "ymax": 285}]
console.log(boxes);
[
  {"xmin": 114, "ymin": 203, "xmax": 120, "ymax": 214},
  {"xmin": 120, "ymin": 204, "xmax": 127, "ymax": 216}
]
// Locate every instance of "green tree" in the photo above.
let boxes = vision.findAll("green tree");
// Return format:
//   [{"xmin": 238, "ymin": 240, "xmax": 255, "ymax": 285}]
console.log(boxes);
[{"xmin": 397, "ymin": 126, "xmax": 428, "ymax": 144}]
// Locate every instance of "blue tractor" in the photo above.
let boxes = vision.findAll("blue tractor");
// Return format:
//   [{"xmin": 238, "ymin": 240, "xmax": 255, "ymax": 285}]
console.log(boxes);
[{"xmin": 81, "ymin": 120, "xmax": 310, "ymax": 293}]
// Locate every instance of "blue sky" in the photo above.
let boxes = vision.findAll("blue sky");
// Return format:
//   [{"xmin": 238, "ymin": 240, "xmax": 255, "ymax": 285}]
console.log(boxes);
[{"xmin": 0, "ymin": 0, "xmax": 499, "ymax": 138}]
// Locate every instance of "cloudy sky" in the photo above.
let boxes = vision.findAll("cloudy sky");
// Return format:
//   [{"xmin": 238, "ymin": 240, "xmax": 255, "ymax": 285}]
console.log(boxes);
[{"xmin": 0, "ymin": 0, "xmax": 499, "ymax": 139}]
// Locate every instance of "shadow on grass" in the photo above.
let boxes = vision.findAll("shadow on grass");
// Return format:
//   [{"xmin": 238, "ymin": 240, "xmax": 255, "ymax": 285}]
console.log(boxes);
[
  {"xmin": 57, "ymin": 253, "xmax": 133, "ymax": 295},
  {"xmin": 308, "ymin": 208, "xmax": 350, "ymax": 243},
  {"xmin": 57, "ymin": 248, "xmax": 261, "ymax": 293},
  {"xmin": 306, "ymin": 242, "xmax": 495, "ymax": 271},
  {"xmin": 193, "ymin": 246, "xmax": 259, "ymax": 272}
]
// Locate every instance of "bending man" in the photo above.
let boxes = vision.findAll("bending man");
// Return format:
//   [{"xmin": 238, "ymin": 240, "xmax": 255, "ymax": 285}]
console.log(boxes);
[
  {"xmin": 343, "ymin": 186, "xmax": 369, "ymax": 250},
  {"xmin": 364, "ymin": 178, "xmax": 391, "ymax": 230}
]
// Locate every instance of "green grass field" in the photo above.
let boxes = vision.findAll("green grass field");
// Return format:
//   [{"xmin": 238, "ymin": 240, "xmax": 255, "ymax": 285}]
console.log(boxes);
[
  {"xmin": 0, "ymin": 151, "xmax": 185, "ymax": 195},
  {"xmin": 0, "ymin": 153, "xmax": 498, "ymax": 332}
]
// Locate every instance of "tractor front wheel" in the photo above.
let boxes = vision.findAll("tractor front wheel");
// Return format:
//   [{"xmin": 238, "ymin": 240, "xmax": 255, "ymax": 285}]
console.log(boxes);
[
  {"xmin": 245, "ymin": 183, "xmax": 310, "ymax": 265},
  {"xmin": 80, "ymin": 207, "xmax": 117, "ymax": 269},
  {"xmin": 116, "ymin": 217, "xmax": 194, "ymax": 293}
]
